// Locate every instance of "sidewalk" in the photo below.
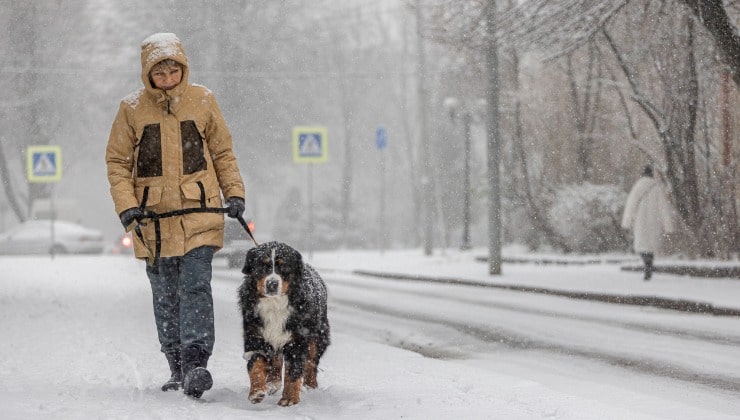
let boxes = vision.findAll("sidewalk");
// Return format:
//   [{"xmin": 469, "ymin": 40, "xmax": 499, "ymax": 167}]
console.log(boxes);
[{"xmin": 309, "ymin": 247, "xmax": 740, "ymax": 316}]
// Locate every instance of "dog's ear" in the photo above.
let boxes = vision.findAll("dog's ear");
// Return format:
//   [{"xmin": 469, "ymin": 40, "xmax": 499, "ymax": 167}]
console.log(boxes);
[
  {"xmin": 292, "ymin": 248, "xmax": 304, "ymax": 276},
  {"xmin": 241, "ymin": 247, "xmax": 256, "ymax": 275},
  {"xmin": 293, "ymin": 247, "xmax": 303, "ymax": 264},
  {"xmin": 241, "ymin": 259, "xmax": 251, "ymax": 275}
]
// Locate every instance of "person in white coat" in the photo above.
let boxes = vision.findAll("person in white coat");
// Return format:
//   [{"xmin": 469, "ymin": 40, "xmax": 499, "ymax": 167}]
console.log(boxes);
[{"xmin": 621, "ymin": 166, "xmax": 675, "ymax": 280}]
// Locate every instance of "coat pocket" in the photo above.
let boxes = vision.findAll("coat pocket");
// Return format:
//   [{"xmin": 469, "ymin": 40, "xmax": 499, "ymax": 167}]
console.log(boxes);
[
  {"xmin": 135, "ymin": 185, "xmax": 162, "ymax": 208},
  {"xmin": 180, "ymin": 179, "xmax": 224, "ymax": 237}
]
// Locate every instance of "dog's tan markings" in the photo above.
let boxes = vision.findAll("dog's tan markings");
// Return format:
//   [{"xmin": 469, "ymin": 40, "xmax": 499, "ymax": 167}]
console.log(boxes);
[
  {"xmin": 266, "ymin": 354, "xmax": 283, "ymax": 395},
  {"xmin": 280, "ymin": 276, "xmax": 289, "ymax": 295},
  {"xmin": 248, "ymin": 356, "xmax": 268, "ymax": 404},
  {"xmin": 304, "ymin": 340, "xmax": 319, "ymax": 389},
  {"xmin": 278, "ymin": 374, "xmax": 302, "ymax": 406},
  {"xmin": 256, "ymin": 277, "xmax": 267, "ymax": 297}
]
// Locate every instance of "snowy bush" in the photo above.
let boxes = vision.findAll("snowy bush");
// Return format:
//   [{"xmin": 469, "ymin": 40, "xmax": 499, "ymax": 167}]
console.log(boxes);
[{"xmin": 548, "ymin": 183, "xmax": 629, "ymax": 253}]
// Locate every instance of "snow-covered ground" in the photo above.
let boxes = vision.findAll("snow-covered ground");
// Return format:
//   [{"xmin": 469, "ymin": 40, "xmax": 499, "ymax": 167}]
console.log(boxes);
[
  {"xmin": 311, "ymin": 246, "xmax": 740, "ymax": 311},
  {"xmin": 1, "ymin": 248, "xmax": 739, "ymax": 419}
]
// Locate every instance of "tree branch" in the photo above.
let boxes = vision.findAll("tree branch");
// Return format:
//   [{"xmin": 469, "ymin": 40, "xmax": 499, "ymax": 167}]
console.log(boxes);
[{"xmin": 679, "ymin": 0, "xmax": 740, "ymax": 87}]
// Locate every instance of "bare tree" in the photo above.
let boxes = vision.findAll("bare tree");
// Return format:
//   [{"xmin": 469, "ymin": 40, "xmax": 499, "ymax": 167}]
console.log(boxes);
[
  {"xmin": 601, "ymin": 9, "xmax": 711, "ymax": 251},
  {"xmin": 497, "ymin": 0, "xmax": 739, "ymax": 87},
  {"xmin": 507, "ymin": 49, "xmax": 573, "ymax": 251},
  {"xmin": 423, "ymin": 0, "xmax": 738, "ymax": 256},
  {"xmin": 565, "ymin": 42, "xmax": 604, "ymax": 182},
  {"xmin": 495, "ymin": 0, "xmax": 738, "ymax": 256},
  {"xmin": 679, "ymin": 0, "xmax": 740, "ymax": 87},
  {"xmin": 0, "ymin": 141, "xmax": 25, "ymax": 222}
]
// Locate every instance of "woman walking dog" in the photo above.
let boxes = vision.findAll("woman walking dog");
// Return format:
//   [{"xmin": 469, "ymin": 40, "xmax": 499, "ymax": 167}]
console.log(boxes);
[{"xmin": 106, "ymin": 33, "xmax": 246, "ymax": 398}]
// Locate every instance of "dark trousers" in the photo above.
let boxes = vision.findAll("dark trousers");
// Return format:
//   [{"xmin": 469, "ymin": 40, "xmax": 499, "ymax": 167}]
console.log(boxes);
[
  {"xmin": 146, "ymin": 246, "xmax": 215, "ymax": 355},
  {"xmin": 640, "ymin": 252, "xmax": 654, "ymax": 280}
]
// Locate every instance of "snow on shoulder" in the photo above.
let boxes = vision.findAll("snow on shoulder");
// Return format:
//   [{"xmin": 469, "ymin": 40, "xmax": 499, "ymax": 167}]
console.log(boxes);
[
  {"xmin": 122, "ymin": 88, "xmax": 144, "ymax": 108},
  {"xmin": 191, "ymin": 83, "xmax": 213, "ymax": 96}
]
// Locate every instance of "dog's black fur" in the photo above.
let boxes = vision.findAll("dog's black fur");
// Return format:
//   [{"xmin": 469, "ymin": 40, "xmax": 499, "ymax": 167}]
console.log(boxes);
[{"xmin": 237, "ymin": 241, "xmax": 330, "ymax": 406}]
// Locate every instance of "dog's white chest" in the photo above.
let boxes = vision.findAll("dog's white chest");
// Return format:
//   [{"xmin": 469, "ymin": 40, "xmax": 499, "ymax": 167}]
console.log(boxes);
[{"xmin": 256, "ymin": 295, "xmax": 293, "ymax": 350}]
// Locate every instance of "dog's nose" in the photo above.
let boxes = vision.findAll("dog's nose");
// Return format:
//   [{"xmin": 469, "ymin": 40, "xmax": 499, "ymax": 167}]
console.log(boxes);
[{"xmin": 265, "ymin": 276, "xmax": 280, "ymax": 295}]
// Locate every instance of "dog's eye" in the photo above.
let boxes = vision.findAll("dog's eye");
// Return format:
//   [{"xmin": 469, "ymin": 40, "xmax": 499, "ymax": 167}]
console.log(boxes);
[{"xmin": 275, "ymin": 259, "xmax": 293, "ymax": 273}]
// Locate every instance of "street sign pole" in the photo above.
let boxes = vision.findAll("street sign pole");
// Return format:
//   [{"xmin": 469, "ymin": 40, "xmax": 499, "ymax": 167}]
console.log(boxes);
[
  {"xmin": 27, "ymin": 145, "xmax": 62, "ymax": 260},
  {"xmin": 379, "ymin": 150, "xmax": 386, "ymax": 254},
  {"xmin": 376, "ymin": 127, "xmax": 388, "ymax": 253},
  {"xmin": 307, "ymin": 162, "xmax": 314, "ymax": 259},
  {"xmin": 50, "ymin": 192, "xmax": 56, "ymax": 259},
  {"xmin": 293, "ymin": 126, "xmax": 328, "ymax": 259}
]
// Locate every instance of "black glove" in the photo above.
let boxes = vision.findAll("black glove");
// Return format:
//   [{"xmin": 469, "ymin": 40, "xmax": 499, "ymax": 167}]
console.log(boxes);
[
  {"xmin": 119, "ymin": 207, "xmax": 144, "ymax": 229},
  {"xmin": 226, "ymin": 197, "xmax": 245, "ymax": 219}
]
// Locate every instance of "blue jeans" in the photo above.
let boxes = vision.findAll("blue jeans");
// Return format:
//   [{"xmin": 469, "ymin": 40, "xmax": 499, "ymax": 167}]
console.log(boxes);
[{"xmin": 146, "ymin": 246, "xmax": 215, "ymax": 355}]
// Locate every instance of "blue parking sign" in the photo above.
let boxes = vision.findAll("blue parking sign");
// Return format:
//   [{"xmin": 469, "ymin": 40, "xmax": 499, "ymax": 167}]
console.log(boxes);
[{"xmin": 376, "ymin": 126, "xmax": 387, "ymax": 150}]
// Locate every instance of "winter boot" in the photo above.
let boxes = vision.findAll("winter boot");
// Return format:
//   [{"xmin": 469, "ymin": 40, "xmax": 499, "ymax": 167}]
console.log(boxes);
[
  {"xmin": 161, "ymin": 351, "xmax": 183, "ymax": 391},
  {"xmin": 182, "ymin": 345, "xmax": 213, "ymax": 398}
]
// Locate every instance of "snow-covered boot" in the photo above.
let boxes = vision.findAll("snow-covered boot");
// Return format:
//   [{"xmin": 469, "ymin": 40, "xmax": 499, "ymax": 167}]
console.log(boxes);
[
  {"xmin": 182, "ymin": 345, "xmax": 212, "ymax": 398},
  {"xmin": 161, "ymin": 351, "xmax": 182, "ymax": 391}
]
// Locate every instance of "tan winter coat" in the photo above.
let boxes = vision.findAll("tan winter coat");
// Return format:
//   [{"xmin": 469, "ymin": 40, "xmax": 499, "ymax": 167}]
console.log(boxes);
[{"xmin": 106, "ymin": 33, "xmax": 245, "ymax": 261}]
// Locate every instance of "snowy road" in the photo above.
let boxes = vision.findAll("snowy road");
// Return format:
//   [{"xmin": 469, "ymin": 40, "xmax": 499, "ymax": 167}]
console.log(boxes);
[
  {"xmin": 2, "ymin": 254, "xmax": 740, "ymax": 419},
  {"xmin": 323, "ymin": 271, "xmax": 740, "ymax": 396}
]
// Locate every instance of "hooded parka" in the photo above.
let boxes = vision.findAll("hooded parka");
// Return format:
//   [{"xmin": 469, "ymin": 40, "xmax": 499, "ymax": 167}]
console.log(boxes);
[
  {"xmin": 106, "ymin": 33, "xmax": 245, "ymax": 261},
  {"xmin": 621, "ymin": 176, "xmax": 675, "ymax": 253}
]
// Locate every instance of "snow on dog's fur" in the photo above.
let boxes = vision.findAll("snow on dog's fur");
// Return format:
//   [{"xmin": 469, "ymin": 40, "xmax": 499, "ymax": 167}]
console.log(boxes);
[{"xmin": 237, "ymin": 241, "xmax": 330, "ymax": 406}]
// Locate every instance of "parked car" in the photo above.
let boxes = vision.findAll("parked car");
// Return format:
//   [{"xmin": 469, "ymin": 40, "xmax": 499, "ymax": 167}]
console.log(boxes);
[
  {"xmin": 217, "ymin": 217, "xmax": 255, "ymax": 268},
  {"xmin": 0, "ymin": 220, "xmax": 105, "ymax": 255}
]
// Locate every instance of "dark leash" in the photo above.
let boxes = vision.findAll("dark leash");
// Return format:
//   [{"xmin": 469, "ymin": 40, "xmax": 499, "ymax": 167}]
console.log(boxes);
[{"xmin": 133, "ymin": 206, "xmax": 259, "ymax": 269}]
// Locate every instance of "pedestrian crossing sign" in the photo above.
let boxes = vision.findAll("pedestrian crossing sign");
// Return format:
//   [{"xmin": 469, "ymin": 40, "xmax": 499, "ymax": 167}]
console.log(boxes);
[
  {"xmin": 27, "ymin": 145, "xmax": 62, "ymax": 183},
  {"xmin": 293, "ymin": 126, "xmax": 328, "ymax": 163}
]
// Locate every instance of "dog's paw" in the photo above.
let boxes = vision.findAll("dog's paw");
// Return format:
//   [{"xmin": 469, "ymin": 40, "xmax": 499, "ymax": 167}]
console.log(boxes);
[
  {"xmin": 278, "ymin": 379, "xmax": 301, "ymax": 406},
  {"xmin": 248, "ymin": 390, "xmax": 266, "ymax": 404},
  {"xmin": 277, "ymin": 396, "xmax": 299, "ymax": 406}
]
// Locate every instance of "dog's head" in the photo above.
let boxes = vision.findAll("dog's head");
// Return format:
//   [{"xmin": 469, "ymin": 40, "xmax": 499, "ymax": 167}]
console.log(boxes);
[{"xmin": 242, "ymin": 241, "xmax": 303, "ymax": 297}]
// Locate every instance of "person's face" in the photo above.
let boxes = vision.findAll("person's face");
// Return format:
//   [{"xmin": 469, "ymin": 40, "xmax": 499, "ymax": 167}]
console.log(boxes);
[{"xmin": 150, "ymin": 65, "xmax": 182, "ymax": 91}]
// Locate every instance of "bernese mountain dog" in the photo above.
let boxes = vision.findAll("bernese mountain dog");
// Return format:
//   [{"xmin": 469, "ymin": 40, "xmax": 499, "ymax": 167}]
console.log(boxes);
[{"xmin": 237, "ymin": 241, "xmax": 330, "ymax": 406}]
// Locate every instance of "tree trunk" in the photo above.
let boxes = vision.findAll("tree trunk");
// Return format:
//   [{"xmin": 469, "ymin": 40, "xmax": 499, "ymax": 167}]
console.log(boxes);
[
  {"xmin": 0, "ymin": 140, "xmax": 26, "ymax": 222},
  {"xmin": 679, "ymin": 0, "xmax": 740, "ymax": 88}
]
